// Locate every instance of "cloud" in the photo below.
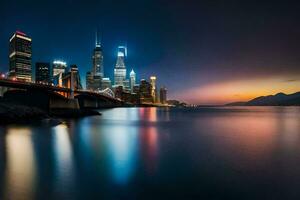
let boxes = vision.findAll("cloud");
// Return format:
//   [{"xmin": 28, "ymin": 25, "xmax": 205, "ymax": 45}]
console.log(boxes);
[{"xmin": 284, "ymin": 79, "xmax": 300, "ymax": 82}]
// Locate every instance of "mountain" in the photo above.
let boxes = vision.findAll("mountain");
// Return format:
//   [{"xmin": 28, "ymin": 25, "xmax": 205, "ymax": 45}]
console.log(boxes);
[{"xmin": 226, "ymin": 92, "xmax": 300, "ymax": 106}]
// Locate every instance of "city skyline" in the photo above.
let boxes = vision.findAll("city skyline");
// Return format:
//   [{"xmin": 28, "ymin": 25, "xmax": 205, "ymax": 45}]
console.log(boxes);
[
  {"xmin": 2, "ymin": 30, "xmax": 167, "ymax": 100},
  {"xmin": 1, "ymin": 1, "xmax": 300, "ymax": 104}
]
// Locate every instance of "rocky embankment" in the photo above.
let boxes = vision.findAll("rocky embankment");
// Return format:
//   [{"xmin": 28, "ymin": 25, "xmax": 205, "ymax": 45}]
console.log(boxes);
[
  {"xmin": 0, "ymin": 102, "xmax": 48, "ymax": 124},
  {"xmin": 0, "ymin": 102, "xmax": 101, "ymax": 124}
]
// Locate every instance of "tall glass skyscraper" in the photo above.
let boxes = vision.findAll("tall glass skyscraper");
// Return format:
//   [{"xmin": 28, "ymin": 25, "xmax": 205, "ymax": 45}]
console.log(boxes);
[
  {"xmin": 86, "ymin": 30, "xmax": 103, "ymax": 91},
  {"xmin": 93, "ymin": 30, "xmax": 104, "ymax": 77},
  {"xmin": 150, "ymin": 76, "xmax": 157, "ymax": 102},
  {"xmin": 114, "ymin": 46, "xmax": 127, "ymax": 86},
  {"xmin": 9, "ymin": 31, "xmax": 32, "ymax": 82}
]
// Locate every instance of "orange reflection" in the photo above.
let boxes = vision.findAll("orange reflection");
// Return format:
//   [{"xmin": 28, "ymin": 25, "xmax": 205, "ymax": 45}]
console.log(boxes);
[
  {"xmin": 140, "ymin": 126, "xmax": 158, "ymax": 174},
  {"xmin": 139, "ymin": 107, "xmax": 157, "ymax": 122},
  {"xmin": 205, "ymin": 110, "xmax": 278, "ymax": 169},
  {"xmin": 4, "ymin": 128, "xmax": 36, "ymax": 200}
]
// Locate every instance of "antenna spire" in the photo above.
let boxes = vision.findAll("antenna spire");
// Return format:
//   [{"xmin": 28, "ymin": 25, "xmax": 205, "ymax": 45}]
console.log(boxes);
[{"xmin": 95, "ymin": 28, "xmax": 101, "ymax": 47}]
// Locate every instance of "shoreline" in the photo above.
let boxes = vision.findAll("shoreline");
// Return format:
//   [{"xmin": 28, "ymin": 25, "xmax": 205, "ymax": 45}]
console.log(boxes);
[
  {"xmin": 0, "ymin": 102, "xmax": 102, "ymax": 125},
  {"xmin": 0, "ymin": 102, "xmax": 168, "ymax": 125}
]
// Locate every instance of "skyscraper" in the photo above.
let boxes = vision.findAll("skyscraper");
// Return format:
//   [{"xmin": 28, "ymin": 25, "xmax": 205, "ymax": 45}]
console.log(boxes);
[
  {"xmin": 93, "ymin": 30, "xmax": 104, "ymax": 77},
  {"xmin": 86, "ymin": 30, "xmax": 103, "ymax": 91},
  {"xmin": 9, "ymin": 31, "xmax": 32, "ymax": 82},
  {"xmin": 35, "ymin": 62, "xmax": 50, "ymax": 84},
  {"xmin": 150, "ymin": 76, "xmax": 157, "ymax": 102},
  {"xmin": 52, "ymin": 60, "xmax": 67, "ymax": 86},
  {"xmin": 130, "ymin": 69, "xmax": 136, "ymax": 93},
  {"xmin": 86, "ymin": 72, "xmax": 94, "ymax": 90},
  {"xmin": 139, "ymin": 79, "xmax": 153, "ymax": 103},
  {"xmin": 114, "ymin": 46, "xmax": 127, "ymax": 87},
  {"xmin": 160, "ymin": 86, "xmax": 167, "ymax": 104}
]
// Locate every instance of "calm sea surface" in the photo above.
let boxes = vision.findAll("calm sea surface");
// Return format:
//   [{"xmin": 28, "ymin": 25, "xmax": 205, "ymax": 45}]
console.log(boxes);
[{"xmin": 1, "ymin": 107, "xmax": 300, "ymax": 199}]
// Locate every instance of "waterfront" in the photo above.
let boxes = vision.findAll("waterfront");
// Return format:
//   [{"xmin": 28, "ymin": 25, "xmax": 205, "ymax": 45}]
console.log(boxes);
[{"xmin": 1, "ymin": 107, "xmax": 300, "ymax": 199}]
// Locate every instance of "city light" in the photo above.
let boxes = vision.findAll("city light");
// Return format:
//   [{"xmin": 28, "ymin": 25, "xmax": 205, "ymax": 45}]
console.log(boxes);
[
  {"xmin": 117, "ymin": 52, "xmax": 124, "ymax": 57},
  {"xmin": 53, "ymin": 60, "xmax": 67, "ymax": 66},
  {"xmin": 3, "ymin": 30, "xmax": 168, "ymax": 107}
]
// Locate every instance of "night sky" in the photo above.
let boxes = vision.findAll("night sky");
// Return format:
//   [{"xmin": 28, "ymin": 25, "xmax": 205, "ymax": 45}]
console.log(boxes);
[{"xmin": 1, "ymin": 0, "xmax": 300, "ymax": 104}]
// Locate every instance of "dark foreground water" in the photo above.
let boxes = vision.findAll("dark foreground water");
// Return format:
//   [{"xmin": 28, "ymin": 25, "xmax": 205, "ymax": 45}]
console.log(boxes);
[{"xmin": 1, "ymin": 107, "xmax": 300, "ymax": 199}]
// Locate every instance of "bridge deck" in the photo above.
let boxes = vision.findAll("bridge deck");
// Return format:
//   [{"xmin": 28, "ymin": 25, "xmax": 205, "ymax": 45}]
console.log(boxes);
[{"xmin": 0, "ymin": 78, "xmax": 121, "ymax": 102}]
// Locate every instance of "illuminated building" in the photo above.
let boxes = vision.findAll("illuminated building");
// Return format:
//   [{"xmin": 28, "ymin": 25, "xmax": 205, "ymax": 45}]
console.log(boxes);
[
  {"xmin": 86, "ymin": 73, "xmax": 101, "ymax": 91},
  {"xmin": 130, "ymin": 69, "xmax": 136, "ymax": 93},
  {"xmin": 114, "ymin": 46, "xmax": 127, "ymax": 87},
  {"xmin": 150, "ymin": 76, "xmax": 157, "ymax": 102},
  {"xmin": 93, "ymin": 30, "xmax": 104, "ymax": 77},
  {"xmin": 123, "ymin": 79, "xmax": 130, "ymax": 91},
  {"xmin": 101, "ymin": 77, "xmax": 112, "ymax": 90},
  {"xmin": 160, "ymin": 86, "xmax": 167, "ymax": 104},
  {"xmin": 139, "ymin": 79, "xmax": 153, "ymax": 103},
  {"xmin": 86, "ymin": 30, "xmax": 104, "ymax": 91},
  {"xmin": 35, "ymin": 62, "xmax": 50, "ymax": 84},
  {"xmin": 70, "ymin": 64, "xmax": 79, "ymax": 73},
  {"xmin": 9, "ymin": 31, "xmax": 32, "ymax": 82},
  {"xmin": 52, "ymin": 60, "xmax": 67, "ymax": 86}
]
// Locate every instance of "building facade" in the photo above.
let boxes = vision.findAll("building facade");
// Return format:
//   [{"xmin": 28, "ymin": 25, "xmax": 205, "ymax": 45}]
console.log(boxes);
[
  {"xmin": 150, "ymin": 76, "xmax": 157, "ymax": 103},
  {"xmin": 52, "ymin": 60, "xmax": 67, "ymax": 86},
  {"xmin": 86, "ymin": 73, "xmax": 101, "ymax": 91},
  {"xmin": 9, "ymin": 31, "xmax": 32, "ymax": 82},
  {"xmin": 160, "ymin": 86, "xmax": 167, "ymax": 104},
  {"xmin": 86, "ymin": 31, "xmax": 104, "ymax": 91},
  {"xmin": 130, "ymin": 69, "xmax": 136, "ymax": 93},
  {"xmin": 139, "ymin": 79, "xmax": 153, "ymax": 103},
  {"xmin": 35, "ymin": 62, "xmax": 50, "ymax": 84},
  {"xmin": 101, "ymin": 77, "xmax": 111, "ymax": 90},
  {"xmin": 92, "ymin": 32, "xmax": 104, "ymax": 77},
  {"xmin": 114, "ymin": 46, "xmax": 127, "ymax": 87},
  {"xmin": 86, "ymin": 72, "xmax": 94, "ymax": 90}
]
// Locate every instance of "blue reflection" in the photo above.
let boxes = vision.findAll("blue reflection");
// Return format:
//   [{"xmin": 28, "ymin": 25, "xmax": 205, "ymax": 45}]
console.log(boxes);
[
  {"xmin": 102, "ymin": 108, "xmax": 139, "ymax": 185},
  {"xmin": 52, "ymin": 124, "xmax": 75, "ymax": 195}
]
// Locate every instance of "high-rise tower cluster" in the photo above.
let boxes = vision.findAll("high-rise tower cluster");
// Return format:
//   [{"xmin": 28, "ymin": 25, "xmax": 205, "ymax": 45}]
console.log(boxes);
[{"xmin": 5, "ymin": 30, "xmax": 168, "ymax": 105}]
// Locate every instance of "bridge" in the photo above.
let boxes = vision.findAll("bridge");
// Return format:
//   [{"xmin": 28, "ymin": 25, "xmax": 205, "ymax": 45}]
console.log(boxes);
[{"xmin": 0, "ymin": 78, "xmax": 124, "ymax": 111}]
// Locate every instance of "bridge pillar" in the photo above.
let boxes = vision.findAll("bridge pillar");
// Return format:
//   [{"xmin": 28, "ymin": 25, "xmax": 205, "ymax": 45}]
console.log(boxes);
[{"xmin": 70, "ymin": 71, "xmax": 74, "ymax": 99}]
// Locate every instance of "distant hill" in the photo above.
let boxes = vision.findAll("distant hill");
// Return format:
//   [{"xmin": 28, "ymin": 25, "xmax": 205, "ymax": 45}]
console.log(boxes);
[{"xmin": 226, "ymin": 92, "xmax": 300, "ymax": 106}]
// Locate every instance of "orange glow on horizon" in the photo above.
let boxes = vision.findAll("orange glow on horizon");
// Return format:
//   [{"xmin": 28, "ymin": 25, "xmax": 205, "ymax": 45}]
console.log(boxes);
[{"xmin": 177, "ymin": 78, "xmax": 300, "ymax": 105}]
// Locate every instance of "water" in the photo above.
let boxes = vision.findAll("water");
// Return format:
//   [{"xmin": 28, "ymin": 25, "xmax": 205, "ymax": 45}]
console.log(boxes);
[{"xmin": 1, "ymin": 107, "xmax": 300, "ymax": 199}]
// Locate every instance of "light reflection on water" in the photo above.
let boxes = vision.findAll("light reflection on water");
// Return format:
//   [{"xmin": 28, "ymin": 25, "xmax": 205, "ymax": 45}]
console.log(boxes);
[
  {"xmin": 1, "ymin": 107, "xmax": 300, "ymax": 199},
  {"xmin": 4, "ymin": 128, "xmax": 36, "ymax": 200},
  {"xmin": 52, "ymin": 124, "xmax": 75, "ymax": 197}
]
